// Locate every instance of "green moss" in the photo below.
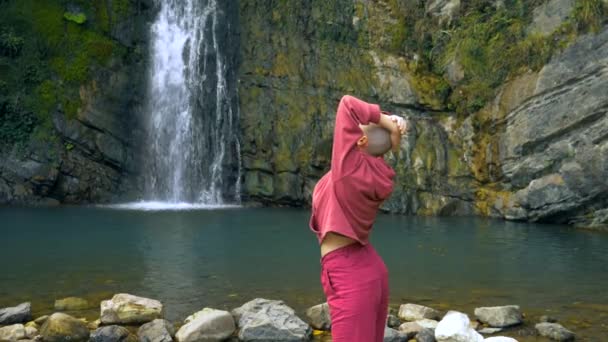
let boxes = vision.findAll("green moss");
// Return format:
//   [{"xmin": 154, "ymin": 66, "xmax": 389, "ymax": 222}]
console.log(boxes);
[
  {"xmin": 0, "ymin": 0, "xmax": 133, "ymax": 148},
  {"xmin": 63, "ymin": 12, "xmax": 87, "ymax": 24}
]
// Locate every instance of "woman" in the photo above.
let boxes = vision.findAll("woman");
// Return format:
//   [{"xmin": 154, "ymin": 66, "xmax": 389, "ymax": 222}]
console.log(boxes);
[{"xmin": 309, "ymin": 94, "xmax": 406, "ymax": 341}]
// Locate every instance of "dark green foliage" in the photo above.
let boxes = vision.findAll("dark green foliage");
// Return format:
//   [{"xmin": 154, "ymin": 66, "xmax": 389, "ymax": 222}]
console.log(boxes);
[
  {"xmin": 0, "ymin": 0, "xmax": 130, "ymax": 147},
  {"xmin": 0, "ymin": 92, "xmax": 38, "ymax": 146},
  {"xmin": 573, "ymin": 0, "xmax": 607, "ymax": 32},
  {"xmin": 0, "ymin": 28, "xmax": 23, "ymax": 57}
]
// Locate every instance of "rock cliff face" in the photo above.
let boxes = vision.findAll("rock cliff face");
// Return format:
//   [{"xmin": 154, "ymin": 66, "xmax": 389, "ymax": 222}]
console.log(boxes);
[
  {"xmin": 0, "ymin": 0, "xmax": 157, "ymax": 204},
  {"xmin": 238, "ymin": 0, "xmax": 608, "ymax": 229}
]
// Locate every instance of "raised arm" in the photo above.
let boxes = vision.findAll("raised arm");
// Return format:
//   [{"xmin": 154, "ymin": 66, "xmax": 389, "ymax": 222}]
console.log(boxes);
[{"xmin": 331, "ymin": 95, "xmax": 381, "ymax": 178}]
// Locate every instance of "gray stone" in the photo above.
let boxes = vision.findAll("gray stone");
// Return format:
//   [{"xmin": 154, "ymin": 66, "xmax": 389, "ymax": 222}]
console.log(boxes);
[
  {"xmin": 175, "ymin": 308, "xmax": 235, "ymax": 342},
  {"xmin": 305, "ymin": 302, "xmax": 331, "ymax": 330},
  {"xmin": 478, "ymin": 327, "xmax": 504, "ymax": 334},
  {"xmin": 535, "ymin": 322, "xmax": 575, "ymax": 341},
  {"xmin": 386, "ymin": 314, "xmax": 401, "ymax": 328},
  {"xmin": 426, "ymin": 0, "xmax": 461, "ymax": 25},
  {"xmin": 383, "ymin": 326, "xmax": 407, "ymax": 342},
  {"xmin": 138, "ymin": 319, "xmax": 175, "ymax": 342},
  {"xmin": 398, "ymin": 321, "xmax": 422, "ymax": 339},
  {"xmin": 528, "ymin": 0, "xmax": 575, "ymax": 36},
  {"xmin": 231, "ymin": 298, "xmax": 311, "ymax": 341},
  {"xmin": 0, "ymin": 302, "xmax": 32, "ymax": 325},
  {"xmin": 39, "ymin": 312, "xmax": 89, "ymax": 342},
  {"xmin": 416, "ymin": 318, "xmax": 439, "ymax": 329},
  {"xmin": 100, "ymin": 293, "xmax": 163, "ymax": 325},
  {"xmin": 368, "ymin": 51, "xmax": 418, "ymax": 107},
  {"xmin": 54, "ymin": 297, "xmax": 90, "ymax": 311},
  {"xmin": 0, "ymin": 324, "xmax": 26, "ymax": 341},
  {"xmin": 474, "ymin": 305, "xmax": 523, "ymax": 328},
  {"xmin": 416, "ymin": 328, "xmax": 436, "ymax": 342},
  {"xmin": 90, "ymin": 325, "xmax": 136, "ymax": 342},
  {"xmin": 398, "ymin": 303, "xmax": 441, "ymax": 321}
]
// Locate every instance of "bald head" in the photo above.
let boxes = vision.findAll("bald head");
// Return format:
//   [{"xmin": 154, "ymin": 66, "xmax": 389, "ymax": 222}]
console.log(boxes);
[{"xmin": 359, "ymin": 123, "xmax": 392, "ymax": 156}]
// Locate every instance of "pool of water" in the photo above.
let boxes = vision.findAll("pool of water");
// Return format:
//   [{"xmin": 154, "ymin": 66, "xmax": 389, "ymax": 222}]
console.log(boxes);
[{"xmin": 1, "ymin": 206, "xmax": 607, "ymax": 340}]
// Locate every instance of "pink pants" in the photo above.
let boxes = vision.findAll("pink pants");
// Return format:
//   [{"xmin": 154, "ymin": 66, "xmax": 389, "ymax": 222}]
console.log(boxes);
[{"xmin": 320, "ymin": 242, "xmax": 389, "ymax": 342}]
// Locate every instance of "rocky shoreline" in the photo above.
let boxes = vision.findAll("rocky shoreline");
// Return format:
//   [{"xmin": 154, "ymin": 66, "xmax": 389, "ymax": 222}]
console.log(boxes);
[{"xmin": 0, "ymin": 293, "xmax": 578, "ymax": 341}]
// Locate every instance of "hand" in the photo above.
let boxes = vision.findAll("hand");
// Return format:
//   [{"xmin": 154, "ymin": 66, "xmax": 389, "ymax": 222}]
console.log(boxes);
[{"xmin": 389, "ymin": 115, "xmax": 407, "ymax": 135}]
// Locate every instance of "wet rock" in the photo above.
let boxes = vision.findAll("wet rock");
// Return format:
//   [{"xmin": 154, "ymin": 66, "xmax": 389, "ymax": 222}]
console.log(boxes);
[
  {"xmin": 0, "ymin": 324, "xmax": 26, "ymax": 340},
  {"xmin": 33, "ymin": 316, "xmax": 48, "ymax": 325},
  {"xmin": 0, "ymin": 302, "xmax": 32, "ymax": 325},
  {"xmin": 484, "ymin": 337, "xmax": 518, "ymax": 342},
  {"xmin": 383, "ymin": 326, "xmax": 408, "ymax": 342},
  {"xmin": 231, "ymin": 298, "xmax": 311, "ymax": 341},
  {"xmin": 479, "ymin": 327, "xmax": 503, "ymax": 334},
  {"xmin": 416, "ymin": 328, "xmax": 436, "ymax": 342},
  {"xmin": 416, "ymin": 319, "xmax": 439, "ymax": 329},
  {"xmin": 175, "ymin": 308, "xmax": 235, "ymax": 342},
  {"xmin": 535, "ymin": 322, "xmax": 575, "ymax": 341},
  {"xmin": 100, "ymin": 293, "xmax": 163, "ymax": 324},
  {"xmin": 138, "ymin": 318, "xmax": 175, "ymax": 342},
  {"xmin": 474, "ymin": 305, "xmax": 523, "ymax": 327},
  {"xmin": 87, "ymin": 319, "xmax": 101, "ymax": 330},
  {"xmin": 54, "ymin": 297, "xmax": 90, "ymax": 311},
  {"xmin": 398, "ymin": 321, "xmax": 422, "ymax": 339},
  {"xmin": 540, "ymin": 315, "xmax": 558, "ymax": 323},
  {"xmin": 387, "ymin": 314, "xmax": 401, "ymax": 328},
  {"xmin": 435, "ymin": 311, "xmax": 484, "ymax": 342},
  {"xmin": 398, "ymin": 303, "xmax": 441, "ymax": 321},
  {"xmin": 39, "ymin": 312, "xmax": 89, "ymax": 342},
  {"xmin": 90, "ymin": 325, "xmax": 136, "ymax": 342},
  {"xmin": 24, "ymin": 325, "xmax": 38, "ymax": 339},
  {"xmin": 305, "ymin": 302, "xmax": 331, "ymax": 330}
]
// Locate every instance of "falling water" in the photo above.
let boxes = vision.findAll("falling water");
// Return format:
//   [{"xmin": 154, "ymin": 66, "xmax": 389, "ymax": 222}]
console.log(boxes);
[{"xmin": 142, "ymin": 0, "xmax": 241, "ymax": 206}]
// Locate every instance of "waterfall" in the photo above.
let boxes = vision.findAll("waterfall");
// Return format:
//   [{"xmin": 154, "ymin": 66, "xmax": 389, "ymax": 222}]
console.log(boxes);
[{"xmin": 142, "ymin": 0, "xmax": 241, "ymax": 206}]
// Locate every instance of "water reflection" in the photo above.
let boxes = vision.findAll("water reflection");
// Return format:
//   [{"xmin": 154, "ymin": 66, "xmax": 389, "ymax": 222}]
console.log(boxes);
[{"xmin": 0, "ymin": 207, "xmax": 607, "ymax": 338}]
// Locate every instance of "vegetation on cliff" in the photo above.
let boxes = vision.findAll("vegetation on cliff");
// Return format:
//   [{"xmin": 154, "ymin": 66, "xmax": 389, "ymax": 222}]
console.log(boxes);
[{"xmin": 0, "ymin": 0, "xmax": 141, "ymax": 150}]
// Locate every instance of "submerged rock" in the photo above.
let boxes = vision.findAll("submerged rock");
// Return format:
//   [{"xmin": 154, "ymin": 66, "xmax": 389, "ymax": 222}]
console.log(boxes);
[
  {"xmin": 39, "ymin": 312, "xmax": 89, "ymax": 342},
  {"xmin": 100, "ymin": 293, "xmax": 163, "ymax": 324},
  {"xmin": 398, "ymin": 303, "xmax": 441, "ymax": 321},
  {"xmin": 90, "ymin": 325, "xmax": 136, "ymax": 342},
  {"xmin": 435, "ymin": 311, "xmax": 484, "ymax": 342},
  {"xmin": 54, "ymin": 297, "xmax": 90, "ymax": 311},
  {"xmin": 0, "ymin": 302, "xmax": 32, "ymax": 325},
  {"xmin": 175, "ymin": 308, "xmax": 235, "ymax": 342},
  {"xmin": 305, "ymin": 302, "xmax": 331, "ymax": 331},
  {"xmin": 474, "ymin": 305, "xmax": 523, "ymax": 327},
  {"xmin": 0, "ymin": 324, "xmax": 26, "ymax": 341},
  {"xmin": 231, "ymin": 298, "xmax": 311, "ymax": 341},
  {"xmin": 535, "ymin": 322, "xmax": 575, "ymax": 341},
  {"xmin": 138, "ymin": 318, "xmax": 175, "ymax": 342}
]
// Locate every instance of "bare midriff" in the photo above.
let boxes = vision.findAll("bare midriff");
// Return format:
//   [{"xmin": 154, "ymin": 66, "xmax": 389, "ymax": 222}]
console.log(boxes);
[{"xmin": 320, "ymin": 231, "xmax": 359, "ymax": 258}]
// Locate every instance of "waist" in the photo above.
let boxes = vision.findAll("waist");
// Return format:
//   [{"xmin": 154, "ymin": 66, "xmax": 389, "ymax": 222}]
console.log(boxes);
[{"xmin": 320, "ymin": 238, "xmax": 367, "ymax": 265}]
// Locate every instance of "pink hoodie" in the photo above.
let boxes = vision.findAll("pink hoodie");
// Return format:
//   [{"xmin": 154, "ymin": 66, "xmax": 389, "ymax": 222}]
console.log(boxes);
[{"xmin": 309, "ymin": 95, "xmax": 396, "ymax": 245}]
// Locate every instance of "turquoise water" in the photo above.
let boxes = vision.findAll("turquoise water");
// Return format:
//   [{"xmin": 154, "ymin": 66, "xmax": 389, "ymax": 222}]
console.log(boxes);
[{"xmin": 1, "ymin": 207, "xmax": 607, "ymax": 339}]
